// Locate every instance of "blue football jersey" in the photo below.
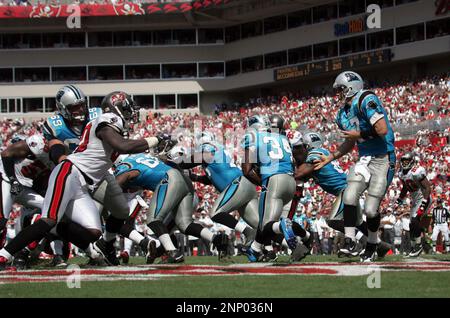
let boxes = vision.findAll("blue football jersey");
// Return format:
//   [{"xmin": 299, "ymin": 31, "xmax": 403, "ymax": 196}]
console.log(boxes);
[
  {"xmin": 336, "ymin": 90, "xmax": 395, "ymax": 157},
  {"xmin": 200, "ymin": 142, "xmax": 242, "ymax": 192},
  {"xmin": 42, "ymin": 107, "xmax": 102, "ymax": 152},
  {"xmin": 305, "ymin": 148, "xmax": 347, "ymax": 196},
  {"xmin": 114, "ymin": 153, "xmax": 171, "ymax": 191},
  {"xmin": 242, "ymin": 130, "xmax": 294, "ymax": 181}
]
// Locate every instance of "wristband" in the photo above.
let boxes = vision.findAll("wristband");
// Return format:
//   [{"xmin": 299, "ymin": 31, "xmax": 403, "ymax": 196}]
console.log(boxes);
[{"xmin": 145, "ymin": 137, "xmax": 159, "ymax": 149}]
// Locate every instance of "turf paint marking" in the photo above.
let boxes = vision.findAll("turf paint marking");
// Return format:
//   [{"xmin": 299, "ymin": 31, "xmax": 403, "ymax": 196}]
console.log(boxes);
[{"xmin": 1, "ymin": 261, "xmax": 450, "ymax": 284}]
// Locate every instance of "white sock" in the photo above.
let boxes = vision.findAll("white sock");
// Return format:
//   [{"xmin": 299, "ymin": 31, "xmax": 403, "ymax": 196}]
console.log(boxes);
[
  {"xmin": 355, "ymin": 231, "xmax": 364, "ymax": 241},
  {"xmin": 234, "ymin": 222, "xmax": 246, "ymax": 233},
  {"xmin": 129, "ymin": 230, "xmax": 144, "ymax": 245},
  {"xmin": 159, "ymin": 233, "xmax": 176, "ymax": 251},
  {"xmin": 344, "ymin": 227, "xmax": 356, "ymax": 241},
  {"xmin": 86, "ymin": 243, "xmax": 101, "ymax": 259},
  {"xmin": 124, "ymin": 237, "xmax": 133, "ymax": 254},
  {"xmin": 251, "ymin": 241, "xmax": 263, "ymax": 252},
  {"xmin": 367, "ymin": 230, "xmax": 378, "ymax": 244},
  {"xmin": 272, "ymin": 222, "xmax": 282, "ymax": 234},
  {"xmin": 103, "ymin": 231, "xmax": 117, "ymax": 242},
  {"xmin": 148, "ymin": 236, "xmax": 161, "ymax": 248},
  {"xmin": 50, "ymin": 240, "xmax": 64, "ymax": 255},
  {"xmin": 0, "ymin": 249, "xmax": 12, "ymax": 261},
  {"xmin": 200, "ymin": 228, "xmax": 214, "ymax": 243},
  {"xmin": 302, "ymin": 231, "xmax": 310, "ymax": 241}
]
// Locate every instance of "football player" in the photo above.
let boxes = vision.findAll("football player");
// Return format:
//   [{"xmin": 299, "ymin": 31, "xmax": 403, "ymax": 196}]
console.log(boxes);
[
  {"xmin": 0, "ymin": 91, "xmax": 169, "ymax": 270},
  {"xmin": 182, "ymin": 130, "xmax": 258, "ymax": 246},
  {"xmin": 314, "ymin": 71, "xmax": 396, "ymax": 262},
  {"xmin": 393, "ymin": 152, "xmax": 432, "ymax": 257},
  {"xmin": 114, "ymin": 152, "xmax": 229, "ymax": 263},
  {"xmin": 241, "ymin": 114, "xmax": 296, "ymax": 262},
  {"xmin": 293, "ymin": 131, "xmax": 390, "ymax": 259}
]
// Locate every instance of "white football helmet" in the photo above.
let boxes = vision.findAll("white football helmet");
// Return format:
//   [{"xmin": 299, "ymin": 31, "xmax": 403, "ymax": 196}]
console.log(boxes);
[
  {"xmin": 288, "ymin": 130, "xmax": 303, "ymax": 147},
  {"xmin": 333, "ymin": 71, "xmax": 364, "ymax": 101},
  {"xmin": 55, "ymin": 85, "xmax": 87, "ymax": 122},
  {"xmin": 301, "ymin": 131, "xmax": 324, "ymax": 151}
]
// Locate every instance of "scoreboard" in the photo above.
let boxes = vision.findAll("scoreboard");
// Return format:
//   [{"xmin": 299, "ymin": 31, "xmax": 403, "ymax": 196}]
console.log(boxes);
[{"xmin": 275, "ymin": 49, "xmax": 392, "ymax": 81}]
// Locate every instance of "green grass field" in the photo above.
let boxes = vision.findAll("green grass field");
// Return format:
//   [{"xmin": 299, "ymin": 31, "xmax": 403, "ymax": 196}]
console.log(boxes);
[{"xmin": 1, "ymin": 254, "xmax": 450, "ymax": 298}]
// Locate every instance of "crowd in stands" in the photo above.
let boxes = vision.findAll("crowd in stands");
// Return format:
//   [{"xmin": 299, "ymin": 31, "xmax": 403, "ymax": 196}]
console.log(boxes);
[
  {"xmin": 1, "ymin": 73, "xmax": 449, "ymax": 256},
  {"xmin": 0, "ymin": 0, "xmax": 194, "ymax": 6}
]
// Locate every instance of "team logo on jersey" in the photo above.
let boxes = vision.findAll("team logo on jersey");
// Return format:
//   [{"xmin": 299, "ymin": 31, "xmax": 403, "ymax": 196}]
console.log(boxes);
[
  {"xmin": 110, "ymin": 117, "xmax": 118, "ymax": 124},
  {"xmin": 344, "ymin": 72, "xmax": 360, "ymax": 82},
  {"xmin": 29, "ymin": 141, "xmax": 37, "ymax": 148}
]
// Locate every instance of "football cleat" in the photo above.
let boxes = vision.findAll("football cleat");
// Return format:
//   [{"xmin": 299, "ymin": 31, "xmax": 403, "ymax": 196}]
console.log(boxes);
[
  {"xmin": 93, "ymin": 238, "xmax": 120, "ymax": 266},
  {"xmin": 50, "ymin": 254, "xmax": 67, "ymax": 267},
  {"xmin": 280, "ymin": 218, "xmax": 297, "ymax": 250},
  {"xmin": 408, "ymin": 245, "xmax": 423, "ymax": 258},
  {"xmin": 145, "ymin": 240, "xmax": 158, "ymax": 264},
  {"xmin": 13, "ymin": 250, "xmax": 30, "ymax": 270},
  {"xmin": 166, "ymin": 249, "xmax": 184, "ymax": 264},
  {"xmin": 262, "ymin": 250, "xmax": 278, "ymax": 262},
  {"xmin": 119, "ymin": 251, "xmax": 129, "ymax": 264},
  {"xmin": 360, "ymin": 243, "xmax": 377, "ymax": 263},
  {"xmin": 242, "ymin": 246, "xmax": 263, "ymax": 262},
  {"xmin": 290, "ymin": 243, "xmax": 310, "ymax": 262},
  {"xmin": 212, "ymin": 233, "xmax": 229, "ymax": 252},
  {"xmin": 339, "ymin": 238, "xmax": 359, "ymax": 257}
]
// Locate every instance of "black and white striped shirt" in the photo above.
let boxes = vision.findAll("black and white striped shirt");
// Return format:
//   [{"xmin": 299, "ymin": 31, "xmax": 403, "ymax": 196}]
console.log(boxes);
[{"xmin": 433, "ymin": 207, "xmax": 449, "ymax": 224}]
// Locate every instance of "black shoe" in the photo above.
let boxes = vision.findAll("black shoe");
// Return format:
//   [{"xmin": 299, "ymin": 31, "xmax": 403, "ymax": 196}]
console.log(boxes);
[
  {"xmin": 339, "ymin": 238, "xmax": 359, "ymax": 257},
  {"xmin": 212, "ymin": 233, "xmax": 229, "ymax": 252},
  {"xmin": 290, "ymin": 243, "xmax": 310, "ymax": 262},
  {"xmin": 376, "ymin": 241, "xmax": 391, "ymax": 259},
  {"xmin": 262, "ymin": 250, "xmax": 278, "ymax": 262},
  {"xmin": 13, "ymin": 250, "xmax": 30, "ymax": 270},
  {"xmin": 408, "ymin": 245, "xmax": 423, "ymax": 258},
  {"xmin": 50, "ymin": 254, "xmax": 67, "ymax": 267},
  {"xmin": 145, "ymin": 240, "xmax": 158, "ymax": 264},
  {"xmin": 166, "ymin": 250, "xmax": 184, "ymax": 264},
  {"xmin": 93, "ymin": 238, "xmax": 120, "ymax": 266},
  {"xmin": 360, "ymin": 242, "xmax": 377, "ymax": 263}
]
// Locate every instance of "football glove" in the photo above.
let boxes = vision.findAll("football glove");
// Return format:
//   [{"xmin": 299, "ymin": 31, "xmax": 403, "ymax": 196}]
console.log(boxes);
[{"xmin": 10, "ymin": 179, "xmax": 23, "ymax": 196}]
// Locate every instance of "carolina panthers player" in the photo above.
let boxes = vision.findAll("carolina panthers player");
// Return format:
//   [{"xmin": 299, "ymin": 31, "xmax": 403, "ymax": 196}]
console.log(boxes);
[
  {"xmin": 314, "ymin": 71, "xmax": 396, "ymax": 262},
  {"xmin": 241, "ymin": 114, "xmax": 296, "ymax": 262},
  {"xmin": 293, "ymin": 131, "xmax": 391, "ymax": 259},
  {"xmin": 0, "ymin": 91, "xmax": 168, "ymax": 270},
  {"xmin": 114, "ymin": 152, "xmax": 229, "ymax": 263},
  {"xmin": 393, "ymin": 152, "xmax": 432, "ymax": 257},
  {"xmin": 181, "ymin": 130, "xmax": 258, "ymax": 246}
]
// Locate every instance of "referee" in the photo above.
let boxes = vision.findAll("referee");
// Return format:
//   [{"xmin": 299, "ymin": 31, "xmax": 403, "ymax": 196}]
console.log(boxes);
[{"xmin": 431, "ymin": 199, "xmax": 449, "ymax": 254}]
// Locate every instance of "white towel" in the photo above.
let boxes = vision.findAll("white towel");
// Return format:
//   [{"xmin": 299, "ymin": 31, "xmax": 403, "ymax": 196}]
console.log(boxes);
[{"xmin": 354, "ymin": 156, "xmax": 372, "ymax": 183}]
